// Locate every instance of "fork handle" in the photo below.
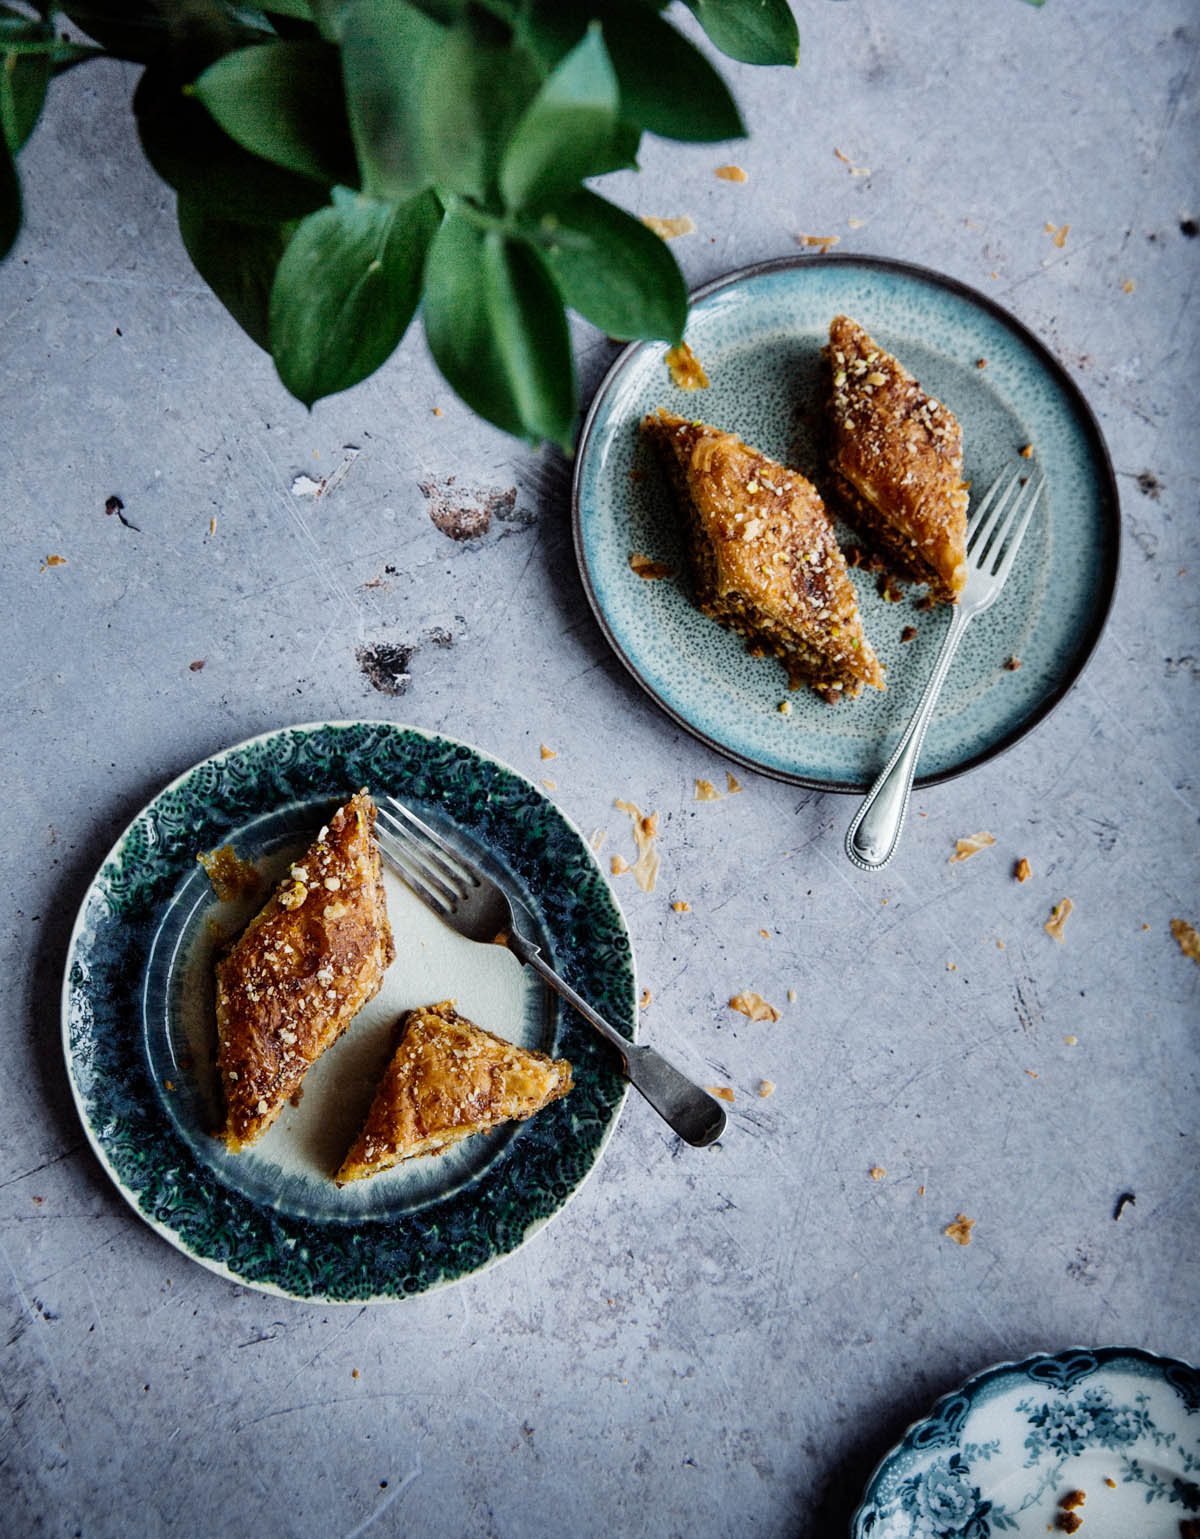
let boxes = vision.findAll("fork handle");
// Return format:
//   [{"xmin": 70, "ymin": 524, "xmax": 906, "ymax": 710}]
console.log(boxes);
[
  {"xmin": 509, "ymin": 937, "xmax": 727, "ymax": 1147},
  {"xmin": 845, "ymin": 605, "xmax": 972, "ymax": 871}
]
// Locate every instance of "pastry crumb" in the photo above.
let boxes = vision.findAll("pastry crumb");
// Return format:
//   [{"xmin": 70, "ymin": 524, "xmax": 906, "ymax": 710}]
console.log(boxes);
[
  {"xmin": 41, "ymin": 554, "xmax": 67, "ymax": 569},
  {"xmin": 1003, "ymin": 655, "xmax": 1022, "ymax": 671},
  {"xmin": 787, "ymin": 988, "xmax": 797, "ymax": 1003},
  {"xmin": 1122, "ymin": 277, "xmax": 1136, "ymax": 294},
  {"xmin": 611, "ymin": 854, "xmax": 630, "ymax": 875},
  {"xmin": 540, "ymin": 744, "xmax": 557, "ymax": 759},
  {"xmin": 976, "ymin": 358, "xmax": 987, "ymax": 369},
  {"xmin": 729, "ymin": 990, "xmax": 780, "ymax": 1022},
  {"xmin": 949, "ymin": 831, "xmax": 996, "ymax": 863},
  {"xmin": 541, "ymin": 779, "xmax": 556, "ymax": 791},
  {"xmin": 629, "ymin": 552, "xmax": 674, "ymax": 579},
  {"xmin": 671, "ymin": 900, "xmax": 690, "ymax": 912},
  {"xmin": 758, "ymin": 1079, "xmax": 775, "ymax": 1097},
  {"xmin": 1046, "ymin": 898, "xmax": 1074, "ymax": 942},
  {"xmin": 777, "ymin": 700, "xmax": 792, "ymax": 715},
  {"xmin": 639, "ymin": 989, "xmax": 652, "ymax": 1009},
  {"xmin": 197, "ymin": 845, "xmax": 261, "ymax": 902},
  {"xmin": 1045, "ymin": 221, "xmax": 1070, "ymax": 248},
  {"xmin": 1064, "ymin": 1034, "xmax": 1078, "ymax": 1046},
  {"xmin": 642, "ymin": 214, "xmax": 696, "ymax": 239},
  {"xmin": 869, "ymin": 1165, "xmax": 886, "ymax": 1181},
  {"xmin": 796, "ymin": 233, "xmax": 840, "ymax": 253},
  {"xmin": 590, "ymin": 829, "xmax": 607, "ymax": 852},
  {"xmin": 944, "ymin": 1213, "xmax": 975, "ymax": 1246},
  {"xmin": 665, "ymin": 341, "xmax": 709, "ymax": 389},
  {"xmin": 759, "ymin": 929, "xmax": 770, "ymax": 940},
  {"xmin": 726, "ymin": 772, "xmax": 742, "ymax": 794},
  {"xmin": 1020, "ymin": 443, "xmax": 1034, "ymax": 458},
  {"xmin": 1025, "ymin": 1069, "xmax": 1039, "ymax": 1079},
  {"xmin": 900, "ymin": 625, "xmax": 919, "ymax": 642},
  {"xmin": 1059, "ymin": 1489, "xmax": 1086, "ymax": 1513},
  {"xmin": 1055, "ymin": 1513, "xmax": 1082, "ymax": 1534},
  {"xmin": 1015, "ymin": 857, "xmax": 1032, "ymax": 882},
  {"xmin": 1170, "ymin": 918, "xmax": 1200, "ymax": 964},
  {"xmin": 695, "ymin": 778, "xmax": 722, "ymax": 802},
  {"xmin": 706, "ymin": 1085, "xmax": 735, "ymax": 1102},
  {"xmin": 833, "ymin": 146, "xmax": 871, "ymax": 176},
  {"xmin": 714, "ymin": 164, "xmax": 747, "ymax": 182},
  {"xmin": 614, "ymin": 798, "xmax": 661, "ymax": 891}
]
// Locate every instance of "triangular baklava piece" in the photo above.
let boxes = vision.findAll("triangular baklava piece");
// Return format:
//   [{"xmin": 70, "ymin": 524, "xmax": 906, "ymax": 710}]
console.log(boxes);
[
  {"xmin": 334, "ymin": 1001, "xmax": 573, "ymax": 1183},
  {"xmin": 826, "ymin": 314, "xmax": 969, "ymax": 602},
  {"xmin": 642, "ymin": 407, "xmax": 884, "ymax": 702},
  {"xmin": 216, "ymin": 789, "xmax": 395, "ymax": 1152}
]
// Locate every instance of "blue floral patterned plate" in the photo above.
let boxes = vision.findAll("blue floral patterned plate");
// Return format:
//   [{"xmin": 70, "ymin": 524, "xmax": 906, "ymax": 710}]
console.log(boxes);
[
  {"xmin": 572, "ymin": 255, "xmax": 1119, "ymax": 791},
  {"xmin": 852, "ymin": 1346, "xmax": 1200, "ymax": 1537},
  {"xmin": 62, "ymin": 722, "xmax": 634, "ymax": 1301}
]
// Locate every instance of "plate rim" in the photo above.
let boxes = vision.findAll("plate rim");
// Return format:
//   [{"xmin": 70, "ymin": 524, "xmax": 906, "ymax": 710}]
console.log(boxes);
[
  {"xmin": 571, "ymin": 252, "xmax": 1121, "ymax": 794},
  {"xmin": 850, "ymin": 1343, "xmax": 1200, "ymax": 1535},
  {"xmin": 60, "ymin": 719, "xmax": 635, "ymax": 1303}
]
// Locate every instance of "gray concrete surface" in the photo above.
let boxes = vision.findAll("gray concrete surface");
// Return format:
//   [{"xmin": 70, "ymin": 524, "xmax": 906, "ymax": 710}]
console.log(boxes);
[{"xmin": 1, "ymin": 2, "xmax": 1197, "ymax": 1536}]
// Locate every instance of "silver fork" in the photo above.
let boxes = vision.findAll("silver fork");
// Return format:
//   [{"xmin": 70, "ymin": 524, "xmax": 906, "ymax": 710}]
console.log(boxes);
[
  {"xmin": 845, "ymin": 463, "xmax": 1046, "ymax": 872},
  {"xmin": 374, "ymin": 796, "xmax": 728, "ymax": 1147}
]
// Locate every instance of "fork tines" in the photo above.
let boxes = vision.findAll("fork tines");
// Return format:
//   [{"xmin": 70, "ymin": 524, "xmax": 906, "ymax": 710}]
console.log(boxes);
[
  {"xmin": 375, "ymin": 798, "xmax": 477, "ymax": 917},
  {"xmin": 967, "ymin": 464, "xmax": 1045, "ymax": 577}
]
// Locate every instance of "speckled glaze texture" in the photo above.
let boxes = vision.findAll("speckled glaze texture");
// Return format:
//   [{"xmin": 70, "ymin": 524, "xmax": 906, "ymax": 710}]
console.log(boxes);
[
  {"xmin": 62, "ymin": 723, "xmax": 634, "ymax": 1301},
  {"xmin": 573, "ymin": 256, "xmax": 1119, "ymax": 790}
]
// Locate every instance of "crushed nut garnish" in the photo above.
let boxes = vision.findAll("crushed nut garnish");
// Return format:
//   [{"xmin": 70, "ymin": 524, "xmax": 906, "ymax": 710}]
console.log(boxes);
[
  {"xmin": 714, "ymin": 164, "xmax": 747, "ymax": 182},
  {"xmin": 758, "ymin": 1080, "xmax": 775, "ymax": 1097},
  {"xmin": 629, "ymin": 551, "xmax": 674, "ymax": 579},
  {"xmin": 796, "ymin": 234, "xmax": 840, "ymax": 253},
  {"xmin": 706, "ymin": 1085, "xmax": 735, "ymax": 1102},
  {"xmin": 1046, "ymin": 898, "xmax": 1074, "ymax": 942},
  {"xmin": 614, "ymin": 798, "xmax": 661, "ymax": 891},
  {"xmin": 1003, "ymin": 656, "xmax": 1022, "ymax": 671},
  {"xmin": 869, "ymin": 1166, "xmax": 886, "ymax": 1182},
  {"xmin": 665, "ymin": 341, "xmax": 709, "ymax": 389},
  {"xmin": 729, "ymin": 991, "xmax": 780, "ymax": 1023},
  {"xmin": 694, "ymin": 779, "xmax": 722, "ymax": 802},
  {"xmin": 1020, "ymin": 443, "xmax": 1034, "ymax": 458},
  {"xmin": 540, "ymin": 744, "xmax": 557, "ymax": 759},
  {"xmin": 1015, "ymin": 857, "xmax": 1032, "ymax": 882},
  {"xmin": 642, "ymin": 214, "xmax": 696, "ymax": 239},
  {"xmin": 949, "ymin": 831, "xmax": 996, "ymax": 863},
  {"xmin": 1045, "ymin": 221, "xmax": 1070, "ymax": 248},
  {"xmin": 900, "ymin": 625, "xmax": 919, "ymax": 643},
  {"xmin": 976, "ymin": 358, "xmax": 987, "ymax": 369},
  {"xmin": 877, "ymin": 574, "xmax": 904, "ymax": 603},
  {"xmin": 944, "ymin": 1213, "xmax": 975, "ymax": 1246},
  {"xmin": 1170, "ymin": 918, "xmax": 1200, "ymax": 963},
  {"xmin": 777, "ymin": 700, "xmax": 792, "ymax": 715}
]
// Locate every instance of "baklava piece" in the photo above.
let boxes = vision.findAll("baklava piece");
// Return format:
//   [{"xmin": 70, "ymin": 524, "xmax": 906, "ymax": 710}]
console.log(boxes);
[
  {"xmin": 334, "ymin": 1001, "xmax": 572, "ymax": 1183},
  {"xmin": 642, "ymin": 407, "xmax": 884, "ymax": 702},
  {"xmin": 826, "ymin": 314, "xmax": 969, "ymax": 602},
  {"xmin": 216, "ymin": 789, "xmax": 395, "ymax": 1152}
]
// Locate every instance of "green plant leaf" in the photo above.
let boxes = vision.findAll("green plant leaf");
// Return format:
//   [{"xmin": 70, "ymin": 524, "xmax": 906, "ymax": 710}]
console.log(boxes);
[
  {"xmin": 192, "ymin": 40, "xmax": 357, "ymax": 184},
  {"xmin": 0, "ymin": 129, "xmax": 19, "ymax": 260},
  {"xmin": 423, "ymin": 206, "xmax": 576, "ymax": 447},
  {"xmin": 269, "ymin": 185, "xmax": 441, "ymax": 405},
  {"xmin": 135, "ymin": 64, "xmax": 332, "ymax": 223},
  {"xmin": 500, "ymin": 23, "xmax": 630, "ymax": 212},
  {"xmin": 682, "ymin": 0, "xmax": 798, "ymax": 67},
  {"xmin": 178, "ymin": 197, "xmax": 295, "ymax": 349},
  {"xmin": 339, "ymin": 0, "xmax": 441, "ymax": 199},
  {"xmin": 602, "ymin": 2, "xmax": 745, "ymax": 142},
  {"xmin": 1, "ymin": 44, "xmax": 50, "ymax": 151},
  {"xmin": 530, "ymin": 188, "xmax": 685, "ymax": 343}
]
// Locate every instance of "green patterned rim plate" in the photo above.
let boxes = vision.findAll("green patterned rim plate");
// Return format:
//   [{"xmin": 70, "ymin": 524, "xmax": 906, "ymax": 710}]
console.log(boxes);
[
  {"xmin": 852, "ymin": 1346, "xmax": 1200, "ymax": 1537},
  {"xmin": 61, "ymin": 722, "xmax": 635, "ymax": 1302},
  {"xmin": 572, "ymin": 255, "xmax": 1120, "ymax": 792}
]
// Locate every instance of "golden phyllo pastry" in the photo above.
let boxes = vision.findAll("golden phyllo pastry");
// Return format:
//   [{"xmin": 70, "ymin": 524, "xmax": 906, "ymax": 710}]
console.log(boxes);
[
  {"xmin": 826, "ymin": 314, "xmax": 969, "ymax": 602},
  {"xmin": 216, "ymin": 789, "xmax": 394, "ymax": 1152},
  {"xmin": 334, "ymin": 1001, "xmax": 573, "ymax": 1184},
  {"xmin": 643, "ymin": 407, "xmax": 884, "ymax": 702}
]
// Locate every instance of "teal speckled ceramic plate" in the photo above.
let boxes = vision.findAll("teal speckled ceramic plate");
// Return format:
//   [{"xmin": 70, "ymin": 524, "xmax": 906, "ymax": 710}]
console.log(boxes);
[
  {"xmin": 62, "ymin": 722, "xmax": 634, "ymax": 1301},
  {"xmin": 852, "ymin": 1346, "xmax": 1200, "ymax": 1537},
  {"xmin": 572, "ymin": 256, "xmax": 1119, "ymax": 791}
]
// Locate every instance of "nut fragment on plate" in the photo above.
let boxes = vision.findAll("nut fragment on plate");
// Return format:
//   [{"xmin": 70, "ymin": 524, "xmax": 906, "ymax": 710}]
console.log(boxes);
[
  {"xmin": 629, "ymin": 552, "xmax": 674, "ymax": 580},
  {"xmin": 949, "ymin": 831, "xmax": 996, "ymax": 863},
  {"xmin": 729, "ymin": 990, "xmax": 780, "ymax": 1022},
  {"xmin": 664, "ymin": 341, "xmax": 709, "ymax": 390},
  {"xmin": 726, "ymin": 773, "xmax": 742, "ymax": 794},
  {"xmin": 714, "ymin": 164, "xmax": 747, "ymax": 182},
  {"xmin": 694, "ymin": 778, "xmax": 722, "ymax": 802},
  {"xmin": 758, "ymin": 1080, "xmax": 775, "ymax": 1097},
  {"xmin": 706, "ymin": 1085, "xmax": 735, "ymax": 1102},
  {"xmin": 1046, "ymin": 898, "xmax": 1074, "ymax": 942},
  {"xmin": 944, "ymin": 1213, "xmax": 975, "ymax": 1246},
  {"xmin": 1170, "ymin": 918, "xmax": 1200, "ymax": 963},
  {"xmin": 1014, "ymin": 857, "xmax": 1032, "ymax": 882},
  {"xmin": 869, "ymin": 1166, "xmax": 886, "ymax": 1181},
  {"xmin": 796, "ymin": 233, "xmax": 840, "ymax": 253}
]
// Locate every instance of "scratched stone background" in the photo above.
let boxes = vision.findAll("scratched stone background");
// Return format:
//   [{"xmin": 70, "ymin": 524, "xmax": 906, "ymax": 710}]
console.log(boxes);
[{"xmin": 1, "ymin": 2, "xmax": 1197, "ymax": 1536}]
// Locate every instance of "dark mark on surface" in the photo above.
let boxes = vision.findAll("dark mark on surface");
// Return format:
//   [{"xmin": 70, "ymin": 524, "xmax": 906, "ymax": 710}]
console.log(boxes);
[
  {"xmin": 1181, "ymin": 218, "xmax": 1199, "ymax": 238},
  {"xmin": 188, "ymin": 660, "xmax": 206, "ymax": 672},
  {"xmin": 104, "ymin": 494, "xmax": 140, "ymax": 530},
  {"xmin": 1066, "ymin": 1247, "xmax": 1100, "ymax": 1286},
  {"xmin": 1013, "ymin": 976, "xmax": 1041, "ymax": 1035},
  {"xmin": 1113, "ymin": 1190, "xmax": 1136, "ymax": 1220},
  {"xmin": 1136, "ymin": 470, "xmax": 1164, "ymax": 499},
  {"xmin": 1165, "ymin": 655, "xmax": 1200, "ymax": 680},
  {"xmin": 426, "ymin": 626, "xmax": 455, "ymax": 648},
  {"xmin": 356, "ymin": 642, "xmax": 415, "ymax": 695}
]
